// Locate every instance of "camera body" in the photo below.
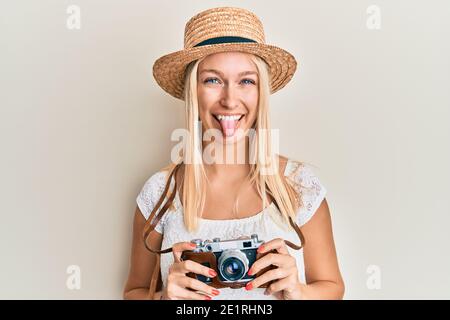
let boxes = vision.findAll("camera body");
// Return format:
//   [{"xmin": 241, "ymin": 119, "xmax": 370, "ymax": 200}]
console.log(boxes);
[{"xmin": 181, "ymin": 234, "xmax": 276, "ymax": 289}]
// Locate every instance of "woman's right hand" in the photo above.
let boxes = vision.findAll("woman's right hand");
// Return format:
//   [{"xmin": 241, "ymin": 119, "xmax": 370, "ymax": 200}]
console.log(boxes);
[{"xmin": 161, "ymin": 241, "xmax": 221, "ymax": 300}]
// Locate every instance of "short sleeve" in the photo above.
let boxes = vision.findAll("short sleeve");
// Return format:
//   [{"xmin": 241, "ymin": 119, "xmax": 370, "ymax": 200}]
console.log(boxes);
[
  {"xmin": 288, "ymin": 162, "xmax": 327, "ymax": 227},
  {"xmin": 136, "ymin": 171, "xmax": 172, "ymax": 234}
]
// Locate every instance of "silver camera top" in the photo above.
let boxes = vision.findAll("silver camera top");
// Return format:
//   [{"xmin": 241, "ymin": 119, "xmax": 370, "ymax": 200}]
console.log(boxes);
[{"xmin": 190, "ymin": 234, "xmax": 264, "ymax": 253}]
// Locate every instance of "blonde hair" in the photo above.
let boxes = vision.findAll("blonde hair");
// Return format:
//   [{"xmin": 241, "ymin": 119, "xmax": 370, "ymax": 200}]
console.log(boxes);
[{"xmin": 163, "ymin": 53, "xmax": 304, "ymax": 233}]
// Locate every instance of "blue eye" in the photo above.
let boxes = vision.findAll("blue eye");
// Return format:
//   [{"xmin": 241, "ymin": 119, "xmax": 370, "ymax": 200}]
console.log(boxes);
[
  {"xmin": 204, "ymin": 77, "xmax": 220, "ymax": 84},
  {"xmin": 241, "ymin": 79, "xmax": 256, "ymax": 85}
]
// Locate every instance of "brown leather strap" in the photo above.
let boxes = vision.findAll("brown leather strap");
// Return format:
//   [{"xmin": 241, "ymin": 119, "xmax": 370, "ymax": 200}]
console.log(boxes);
[
  {"xmin": 272, "ymin": 200, "xmax": 306, "ymax": 250},
  {"xmin": 143, "ymin": 162, "xmax": 182, "ymax": 299},
  {"xmin": 143, "ymin": 163, "xmax": 182, "ymax": 254},
  {"xmin": 286, "ymin": 216, "xmax": 306, "ymax": 249},
  {"xmin": 148, "ymin": 253, "xmax": 160, "ymax": 298}
]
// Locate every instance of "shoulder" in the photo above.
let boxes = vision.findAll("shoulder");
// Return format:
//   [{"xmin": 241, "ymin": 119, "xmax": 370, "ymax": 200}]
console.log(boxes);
[
  {"xmin": 140, "ymin": 162, "xmax": 177, "ymax": 190},
  {"xmin": 136, "ymin": 166, "xmax": 173, "ymax": 221},
  {"xmin": 282, "ymin": 157, "xmax": 328, "ymax": 226},
  {"xmin": 140, "ymin": 170, "xmax": 169, "ymax": 194},
  {"xmin": 277, "ymin": 154, "xmax": 317, "ymax": 179},
  {"xmin": 278, "ymin": 154, "xmax": 303, "ymax": 177},
  {"xmin": 281, "ymin": 156, "xmax": 321, "ymax": 185}
]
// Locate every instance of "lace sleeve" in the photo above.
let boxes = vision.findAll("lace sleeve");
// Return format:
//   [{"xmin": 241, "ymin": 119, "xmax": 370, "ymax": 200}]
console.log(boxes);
[
  {"xmin": 136, "ymin": 171, "xmax": 171, "ymax": 234},
  {"xmin": 289, "ymin": 163, "xmax": 327, "ymax": 227}
]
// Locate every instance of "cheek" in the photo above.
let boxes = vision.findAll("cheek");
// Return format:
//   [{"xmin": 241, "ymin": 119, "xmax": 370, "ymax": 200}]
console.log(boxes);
[
  {"xmin": 197, "ymin": 87, "xmax": 221, "ymax": 111},
  {"xmin": 243, "ymin": 88, "xmax": 259, "ymax": 105},
  {"xmin": 198, "ymin": 107, "xmax": 210, "ymax": 124},
  {"xmin": 247, "ymin": 111, "xmax": 258, "ymax": 126},
  {"xmin": 197, "ymin": 106, "xmax": 221, "ymax": 129},
  {"xmin": 244, "ymin": 93, "xmax": 259, "ymax": 120},
  {"xmin": 198, "ymin": 84, "xmax": 221, "ymax": 99},
  {"xmin": 197, "ymin": 89, "xmax": 215, "ymax": 118}
]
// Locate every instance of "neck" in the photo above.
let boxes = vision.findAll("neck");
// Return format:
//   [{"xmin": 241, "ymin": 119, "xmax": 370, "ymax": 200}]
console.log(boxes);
[{"xmin": 201, "ymin": 135, "xmax": 251, "ymax": 181}]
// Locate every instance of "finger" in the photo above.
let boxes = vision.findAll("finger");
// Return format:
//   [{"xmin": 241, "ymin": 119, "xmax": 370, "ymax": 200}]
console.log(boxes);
[
  {"xmin": 179, "ymin": 276, "xmax": 221, "ymax": 297},
  {"xmin": 248, "ymin": 253, "xmax": 294, "ymax": 276},
  {"xmin": 257, "ymin": 238, "xmax": 289, "ymax": 255},
  {"xmin": 265, "ymin": 276, "xmax": 297, "ymax": 295},
  {"xmin": 172, "ymin": 241, "xmax": 197, "ymax": 262},
  {"xmin": 183, "ymin": 290, "xmax": 213, "ymax": 300},
  {"xmin": 169, "ymin": 286, "xmax": 212, "ymax": 300},
  {"xmin": 172, "ymin": 259, "xmax": 218, "ymax": 279},
  {"xmin": 246, "ymin": 267, "xmax": 294, "ymax": 290}
]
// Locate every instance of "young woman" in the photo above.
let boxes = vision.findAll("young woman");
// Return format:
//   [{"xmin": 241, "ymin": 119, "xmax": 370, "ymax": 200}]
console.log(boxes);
[{"xmin": 123, "ymin": 6, "xmax": 344, "ymax": 300}]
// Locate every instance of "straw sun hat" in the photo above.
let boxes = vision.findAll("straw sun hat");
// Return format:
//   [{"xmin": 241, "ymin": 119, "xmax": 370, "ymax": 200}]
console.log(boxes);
[{"xmin": 152, "ymin": 6, "xmax": 298, "ymax": 100}]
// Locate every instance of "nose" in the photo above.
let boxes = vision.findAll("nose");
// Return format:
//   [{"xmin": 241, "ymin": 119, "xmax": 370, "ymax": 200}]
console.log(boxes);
[{"xmin": 220, "ymin": 84, "xmax": 240, "ymax": 109}]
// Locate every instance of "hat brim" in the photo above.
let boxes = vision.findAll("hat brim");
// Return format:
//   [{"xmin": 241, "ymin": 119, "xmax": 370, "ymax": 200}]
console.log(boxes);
[{"xmin": 152, "ymin": 42, "xmax": 298, "ymax": 100}]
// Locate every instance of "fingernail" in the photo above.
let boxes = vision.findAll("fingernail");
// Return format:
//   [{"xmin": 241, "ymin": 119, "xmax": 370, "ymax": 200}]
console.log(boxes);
[
  {"xmin": 204, "ymin": 295, "xmax": 212, "ymax": 300},
  {"xmin": 209, "ymin": 269, "xmax": 217, "ymax": 277},
  {"xmin": 245, "ymin": 282, "xmax": 253, "ymax": 291},
  {"xmin": 257, "ymin": 245, "xmax": 264, "ymax": 253},
  {"xmin": 190, "ymin": 243, "xmax": 197, "ymax": 248},
  {"xmin": 212, "ymin": 289, "xmax": 220, "ymax": 296},
  {"xmin": 247, "ymin": 268, "xmax": 253, "ymax": 276}
]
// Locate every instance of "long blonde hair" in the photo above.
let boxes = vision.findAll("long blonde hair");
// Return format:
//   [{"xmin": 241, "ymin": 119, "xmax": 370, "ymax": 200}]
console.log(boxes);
[{"xmin": 163, "ymin": 53, "xmax": 304, "ymax": 233}]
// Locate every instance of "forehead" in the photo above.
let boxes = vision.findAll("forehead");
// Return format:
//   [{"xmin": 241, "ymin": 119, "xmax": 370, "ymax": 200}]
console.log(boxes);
[{"xmin": 198, "ymin": 52, "xmax": 257, "ymax": 74}]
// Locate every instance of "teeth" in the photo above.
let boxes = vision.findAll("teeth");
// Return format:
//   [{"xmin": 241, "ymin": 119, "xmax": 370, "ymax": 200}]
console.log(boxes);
[{"xmin": 216, "ymin": 114, "xmax": 242, "ymax": 121}]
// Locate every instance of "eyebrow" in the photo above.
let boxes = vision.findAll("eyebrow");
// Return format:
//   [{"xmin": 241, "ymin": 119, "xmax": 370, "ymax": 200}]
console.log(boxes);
[{"xmin": 199, "ymin": 69, "xmax": 258, "ymax": 77}]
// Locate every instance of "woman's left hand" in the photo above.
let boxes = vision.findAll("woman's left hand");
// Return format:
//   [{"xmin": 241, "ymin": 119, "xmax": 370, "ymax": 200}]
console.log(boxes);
[{"xmin": 245, "ymin": 238, "xmax": 303, "ymax": 300}]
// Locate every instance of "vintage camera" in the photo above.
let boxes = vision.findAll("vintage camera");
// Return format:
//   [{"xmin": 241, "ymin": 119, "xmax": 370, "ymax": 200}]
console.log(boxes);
[{"xmin": 181, "ymin": 234, "xmax": 276, "ymax": 289}]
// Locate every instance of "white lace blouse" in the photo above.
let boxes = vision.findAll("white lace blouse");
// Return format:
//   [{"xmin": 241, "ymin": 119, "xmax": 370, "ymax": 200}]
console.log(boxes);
[{"xmin": 136, "ymin": 159, "xmax": 327, "ymax": 300}]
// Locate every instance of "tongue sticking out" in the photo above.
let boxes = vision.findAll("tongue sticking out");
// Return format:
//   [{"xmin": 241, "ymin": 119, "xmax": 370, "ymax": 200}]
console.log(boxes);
[{"xmin": 218, "ymin": 118, "xmax": 239, "ymax": 137}]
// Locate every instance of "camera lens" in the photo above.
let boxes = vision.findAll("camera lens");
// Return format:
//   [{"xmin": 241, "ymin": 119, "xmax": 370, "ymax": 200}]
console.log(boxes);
[
  {"xmin": 222, "ymin": 258, "xmax": 245, "ymax": 280},
  {"xmin": 218, "ymin": 250, "xmax": 249, "ymax": 281}
]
